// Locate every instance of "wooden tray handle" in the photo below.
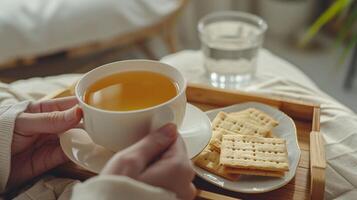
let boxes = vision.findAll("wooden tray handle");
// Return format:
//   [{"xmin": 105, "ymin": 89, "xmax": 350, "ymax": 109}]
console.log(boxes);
[
  {"xmin": 196, "ymin": 190, "xmax": 240, "ymax": 200},
  {"xmin": 310, "ymin": 131, "xmax": 326, "ymax": 200}
]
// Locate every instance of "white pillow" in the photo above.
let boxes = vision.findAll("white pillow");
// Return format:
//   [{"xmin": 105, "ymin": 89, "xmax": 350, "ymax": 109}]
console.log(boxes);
[{"xmin": 0, "ymin": 0, "xmax": 179, "ymax": 63}]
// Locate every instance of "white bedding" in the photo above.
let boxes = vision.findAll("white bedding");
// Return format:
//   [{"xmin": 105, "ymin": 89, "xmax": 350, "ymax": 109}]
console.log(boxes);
[
  {"xmin": 0, "ymin": 0, "xmax": 179, "ymax": 63},
  {"xmin": 8, "ymin": 49, "xmax": 357, "ymax": 199}
]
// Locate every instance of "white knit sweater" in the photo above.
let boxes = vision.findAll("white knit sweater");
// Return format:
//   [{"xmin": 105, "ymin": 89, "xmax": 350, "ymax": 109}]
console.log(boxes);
[{"xmin": 0, "ymin": 82, "xmax": 176, "ymax": 200}]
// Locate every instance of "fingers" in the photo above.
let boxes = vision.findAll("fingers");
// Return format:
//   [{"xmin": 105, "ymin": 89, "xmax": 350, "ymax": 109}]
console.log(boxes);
[
  {"xmin": 15, "ymin": 106, "xmax": 82, "ymax": 135},
  {"xmin": 161, "ymin": 135, "xmax": 188, "ymax": 160},
  {"xmin": 141, "ymin": 165, "xmax": 196, "ymax": 200},
  {"xmin": 7, "ymin": 138, "xmax": 69, "ymax": 188},
  {"xmin": 160, "ymin": 182, "xmax": 196, "ymax": 200},
  {"xmin": 101, "ymin": 124, "xmax": 178, "ymax": 178},
  {"xmin": 130, "ymin": 124, "xmax": 178, "ymax": 167},
  {"xmin": 184, "ymin": 183, "xmax": 197, "ymax": 200},
  {"xmin": 138, "ymin": 136, "xmax": 196, "ymax": 200},
  {"xmin": 26, "ymin": 96, "xmax": 78, "ymax": 113}
]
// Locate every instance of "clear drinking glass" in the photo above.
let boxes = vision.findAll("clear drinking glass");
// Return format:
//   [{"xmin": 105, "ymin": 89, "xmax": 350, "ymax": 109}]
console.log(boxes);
[{"xmin": 198, "ymin": 11, "xmax": 267, "ymax": 89}]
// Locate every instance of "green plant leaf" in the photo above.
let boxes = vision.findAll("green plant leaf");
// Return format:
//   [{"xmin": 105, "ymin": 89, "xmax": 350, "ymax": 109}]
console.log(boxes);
[
  {"xmin": 338, "ymin": 33, "xmax": 357, "ymax": 65},
  {"xmin": 335, "ymin": 6, "xmax": 357, "ymax": 47},
  {"xmin": 300, "ymin": 0, "xmax": 352, "ymax": 46}
]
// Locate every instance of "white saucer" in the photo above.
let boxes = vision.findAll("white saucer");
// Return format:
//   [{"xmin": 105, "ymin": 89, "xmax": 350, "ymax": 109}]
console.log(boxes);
[
  {"xmin": 193, "ymin": 102, "xmax": 301, "ymax": 193},
  {"xmin": 60, "ymin": 103, "xmax": 212, "ymax": 174}
]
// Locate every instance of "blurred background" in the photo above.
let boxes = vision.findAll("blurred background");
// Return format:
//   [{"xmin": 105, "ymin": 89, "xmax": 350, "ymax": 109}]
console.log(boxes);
[{"xmin": 0, "ymin": 0, "xmax": 356, "ymax": 111}]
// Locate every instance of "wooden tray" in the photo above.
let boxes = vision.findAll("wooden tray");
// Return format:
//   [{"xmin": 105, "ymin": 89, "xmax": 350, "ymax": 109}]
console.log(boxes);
[{"xmin": 46, "ymin": 83, "xmax": 326, "ymax": 200}]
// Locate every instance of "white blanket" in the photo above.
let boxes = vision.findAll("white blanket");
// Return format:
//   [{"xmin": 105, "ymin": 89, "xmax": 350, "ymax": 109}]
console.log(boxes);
[
  {"xmin": 0, "ymin": 0, "xmax": 179, "ymax": 63},
  {"xmin": 8, "ymin": 49, "xmax": 357, "ymax": 199}
]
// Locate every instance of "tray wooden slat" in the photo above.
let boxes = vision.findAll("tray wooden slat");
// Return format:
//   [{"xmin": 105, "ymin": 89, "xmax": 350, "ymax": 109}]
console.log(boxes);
[
  {"xmin": 187, "ymin": 84, "xmax": 318, "ymax": 122},
  {"xmin": 47, "ymin": 84, "xmax": 325, "ymax": 200}
]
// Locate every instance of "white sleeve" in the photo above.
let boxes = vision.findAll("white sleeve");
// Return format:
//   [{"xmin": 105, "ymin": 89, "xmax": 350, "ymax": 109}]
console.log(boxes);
[
  {"xmin": 0, "ymin": 83, "xmax": 33, "ymax": 105},
  {"xmin": 0, "ymin": 101, "xmax": 30, "ymax": 191},
  {"xmin": 71, "ymin": 175, "xmax": 177, "ymax": 200},
  {"xmin": 0, "ymin": 82, "xmax": 32, "ymax": 191}
]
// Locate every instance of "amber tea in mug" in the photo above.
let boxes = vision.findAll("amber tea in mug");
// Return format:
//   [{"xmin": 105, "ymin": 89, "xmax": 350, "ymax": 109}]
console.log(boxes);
[{"xmin": 84, "ymin": 71, "xmax": 178, "ymax": 111}]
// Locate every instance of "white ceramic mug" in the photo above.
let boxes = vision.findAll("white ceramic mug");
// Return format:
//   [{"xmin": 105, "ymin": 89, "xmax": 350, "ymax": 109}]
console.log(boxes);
[{"xmin": 75, "ymin": 60, "xmax": 187, "ymax": 152}]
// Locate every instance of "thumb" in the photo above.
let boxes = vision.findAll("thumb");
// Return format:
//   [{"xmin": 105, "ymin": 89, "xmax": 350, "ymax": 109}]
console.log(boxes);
[
  {"xmin": 101, "ymin": 123, "xmax": 178, "ymax": 177},
  {"xmin": 15, "ymin": 106, "xmax": 82, "ymax": 135}
]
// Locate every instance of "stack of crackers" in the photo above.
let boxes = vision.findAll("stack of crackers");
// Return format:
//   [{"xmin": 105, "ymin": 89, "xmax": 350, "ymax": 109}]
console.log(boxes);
[{"xmin": 193, "ymin": 108, "xmax": 289, "ymax": 181}]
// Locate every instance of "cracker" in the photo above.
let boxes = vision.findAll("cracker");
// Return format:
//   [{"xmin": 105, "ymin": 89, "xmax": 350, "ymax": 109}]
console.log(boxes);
[
  {"xmin": 208, "ymin": 142, "xmax": 221, "ymax": 152},
  {"xmin": 230, "ymin": 108, "xmax": 279, "ymax": 130},
  {"xmin": 212, "ymin": 112, "xmax": 271, "ymax": 138},
  {"xmin": 224, "ymin": 167, "xmax": 285, "ymax": 177},
  {"xmin": 267, "ymin": 131, "xmax": 274, "ymax": 138},
  {"xmin": 220, "ymin": 134, "xmax": 289, "ymax": 172},
  {"xmin": 210, "ymin": 129, "xmax": 240, "ymax": 151},
  {"xmin": 193, "ymin": 149, "xmax": 239, "ymax": 181}
]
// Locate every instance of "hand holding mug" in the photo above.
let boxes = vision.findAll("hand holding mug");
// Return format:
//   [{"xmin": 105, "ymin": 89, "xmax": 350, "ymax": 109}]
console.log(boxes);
[
  {"xmin": 8, "ymin": 97, "xmax": 82, "ymax": 188},
  {"xmin": 101, "ymin": 124, "xmax": 196, "ymax": 200}
]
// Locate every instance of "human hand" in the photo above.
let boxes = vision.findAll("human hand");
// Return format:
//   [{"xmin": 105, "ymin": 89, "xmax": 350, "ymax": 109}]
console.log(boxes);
[
  {"xmin": 101, "ymin": 124, "xmax": 196, "ymax": 200},
  {"xmin": 8, "ymin": 97, "xmax": 82, "ymax": 188}
]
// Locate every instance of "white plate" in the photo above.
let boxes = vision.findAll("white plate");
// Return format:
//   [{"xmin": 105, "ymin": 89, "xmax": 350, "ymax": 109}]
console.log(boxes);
[
  {"xmin": 193, "ymin": 102, "xmax": 301, "ymax": 193},
  {"xmin": 60, "ymin": 103, "xmax": 212, "ymax": 173}
]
